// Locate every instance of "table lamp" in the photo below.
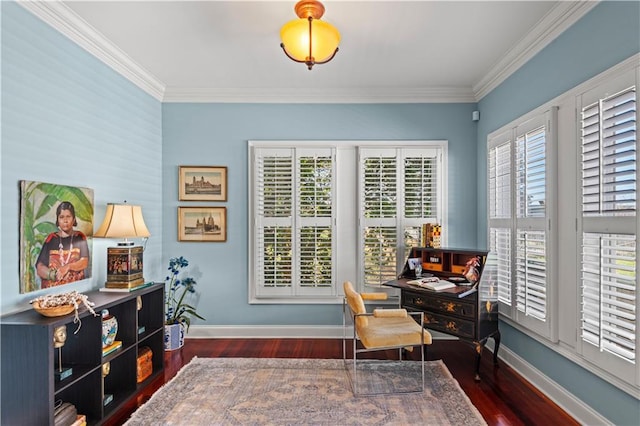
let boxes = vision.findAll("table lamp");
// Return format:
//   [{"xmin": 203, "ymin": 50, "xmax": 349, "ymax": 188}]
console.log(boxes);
[{"xmin": 94, "ymin": 202, "xmax": 150, "ymax": 289}]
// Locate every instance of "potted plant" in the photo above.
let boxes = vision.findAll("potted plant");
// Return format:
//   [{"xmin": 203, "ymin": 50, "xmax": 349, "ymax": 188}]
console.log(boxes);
[{"xmin": 164, "ymin": 256, "xmax": 205, "ymax": 350}]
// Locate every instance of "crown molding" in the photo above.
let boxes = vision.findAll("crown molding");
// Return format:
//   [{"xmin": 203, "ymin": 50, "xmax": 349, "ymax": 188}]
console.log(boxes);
[
  {"xmin": 161, "ymin": 86, "xmax": 477, "ymax": 103},
  {"xmin": 18, "ymin": 0, "xmax": 166, "ymax": 101},
  {"xmin": 18, "ymin": 0, "xmax": 598, "ymax": 104},
  {"xmin": 473, "ymin": 1, "xmax": 599, "ymax": 101}
]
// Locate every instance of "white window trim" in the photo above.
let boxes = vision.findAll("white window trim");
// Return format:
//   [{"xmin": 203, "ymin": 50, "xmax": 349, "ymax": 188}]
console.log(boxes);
[{"xmin": 248, "ymin": 140, "xmax": 447, "ymax": 304}]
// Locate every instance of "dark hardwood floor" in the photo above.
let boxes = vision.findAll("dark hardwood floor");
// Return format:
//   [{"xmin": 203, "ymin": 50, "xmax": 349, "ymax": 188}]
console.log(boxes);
[{"xmin": 106, "ymin": 338, "xmax": 578, "ymax": 426}]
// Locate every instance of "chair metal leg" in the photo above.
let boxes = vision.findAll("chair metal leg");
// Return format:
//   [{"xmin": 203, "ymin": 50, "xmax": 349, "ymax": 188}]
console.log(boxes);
[{"xmin": 353, "ymin": 324, "xmax": 358, "ymax": 395}]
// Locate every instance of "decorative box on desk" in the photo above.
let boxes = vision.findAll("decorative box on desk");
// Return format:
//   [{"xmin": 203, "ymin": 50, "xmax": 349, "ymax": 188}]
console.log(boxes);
[{"xmin": 384, "ymin": 247, "xmax": 500, "ymax": 381}]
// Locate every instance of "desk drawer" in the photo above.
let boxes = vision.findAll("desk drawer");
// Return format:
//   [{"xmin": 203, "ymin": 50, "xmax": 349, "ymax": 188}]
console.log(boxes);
[
  {"xmin": 422, "ymin": 311, "xmax": 476, "ymax": 339},
  {"xmin": 403, "ymin": 292, "xmax": 476, "ymax": 319}
]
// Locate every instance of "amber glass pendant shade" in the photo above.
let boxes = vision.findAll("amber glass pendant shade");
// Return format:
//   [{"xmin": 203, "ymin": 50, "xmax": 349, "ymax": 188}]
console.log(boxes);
[{"xmin": 280, "ymin": 0, "xmax": 340, "ymax": 70}]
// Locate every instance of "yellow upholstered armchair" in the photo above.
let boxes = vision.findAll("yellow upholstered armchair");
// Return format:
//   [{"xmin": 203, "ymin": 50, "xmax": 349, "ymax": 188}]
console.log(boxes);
[{"xmin": 342, "ymin": 281, "xmax": 432, "ymax": 395}]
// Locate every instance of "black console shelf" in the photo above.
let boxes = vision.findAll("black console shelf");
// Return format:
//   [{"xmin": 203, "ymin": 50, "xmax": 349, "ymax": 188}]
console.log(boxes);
[{"xmin": 1, "ymin": 283, "xmax": 165, "ymax": 425}]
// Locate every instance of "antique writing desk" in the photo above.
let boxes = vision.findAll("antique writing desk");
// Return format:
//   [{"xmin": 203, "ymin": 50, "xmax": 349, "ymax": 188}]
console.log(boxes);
[{"xmin": 384, "ymin": 247, "xmax": 500, "ymax": 381}]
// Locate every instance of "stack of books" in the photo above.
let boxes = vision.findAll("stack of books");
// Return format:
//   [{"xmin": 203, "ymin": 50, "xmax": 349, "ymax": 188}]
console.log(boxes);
[
  {"xmin": 102, "ymin": 340, "xmax": 122, "ymax": 357},
  {"xmin": 421, "ymin": 223, "xmax": 442, "ymax": 248}
]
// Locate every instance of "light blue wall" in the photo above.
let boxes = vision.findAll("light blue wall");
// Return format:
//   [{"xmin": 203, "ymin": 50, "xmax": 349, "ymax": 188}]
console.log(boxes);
[
  {"xmin": 162, "ymin": 103, "xmax": 479, "ymax": 325},
  {"xmin": 1, "ymin": 2, "xmax": 163, "ymax": 313},
  {"xmin": 476, "ymin": 2, "xmax": 640, "ymax": 425}
]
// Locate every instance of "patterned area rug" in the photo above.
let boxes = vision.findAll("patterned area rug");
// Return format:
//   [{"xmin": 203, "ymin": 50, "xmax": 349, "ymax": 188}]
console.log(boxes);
[{"xmin": 125, "ymin": 357, "xmax": 486, "ymax": 425}]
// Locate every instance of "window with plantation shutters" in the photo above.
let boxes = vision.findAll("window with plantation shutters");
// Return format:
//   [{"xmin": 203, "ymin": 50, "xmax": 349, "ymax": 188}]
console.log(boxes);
[
  {"xmin": 487, "ymin": 110, "xmax": 555, "ymax": 337},
  {"xmin": 486, "ymin": 58, "xmax": 639, "ymax": 394},
  {"xmin": 250, "ymin": 141, "xmax": 447, "ymax": 302},
  {"xmin": 359, "ymin": 148, "xmax": 442, "ymax": 287},
  {"xmin": 579, "ymin": 82, "xmax": 637, "ymax": 368}
]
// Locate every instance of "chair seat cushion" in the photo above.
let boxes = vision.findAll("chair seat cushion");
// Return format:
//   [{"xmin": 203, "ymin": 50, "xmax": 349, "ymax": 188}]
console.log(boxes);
[{"xmin": 359, "ymin": 316, "xmax": 432, "ymax": 349}]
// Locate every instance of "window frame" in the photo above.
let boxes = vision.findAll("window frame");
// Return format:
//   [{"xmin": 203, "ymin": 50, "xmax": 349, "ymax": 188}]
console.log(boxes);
[{"xmin": 249, "ymin": 140, "xmax": 447, "ymax": 304}]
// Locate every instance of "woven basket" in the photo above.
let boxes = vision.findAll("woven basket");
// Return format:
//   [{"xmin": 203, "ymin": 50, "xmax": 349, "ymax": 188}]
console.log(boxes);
[{"xmin": 32, "ymin": 301, "xmax": 75, "ymax": 317}]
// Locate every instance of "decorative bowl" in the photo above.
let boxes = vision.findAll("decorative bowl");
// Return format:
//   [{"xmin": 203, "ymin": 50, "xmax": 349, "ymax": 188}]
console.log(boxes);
[{"xmin": 32, "ymin": 301, "xmax": 75, "ymax": 317}]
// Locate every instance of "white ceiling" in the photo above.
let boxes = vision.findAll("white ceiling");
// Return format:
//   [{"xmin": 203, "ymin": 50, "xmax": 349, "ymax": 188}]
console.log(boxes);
[{"xmin": 23, "ymin": 1, "xmax": 597, "ymax": 102}]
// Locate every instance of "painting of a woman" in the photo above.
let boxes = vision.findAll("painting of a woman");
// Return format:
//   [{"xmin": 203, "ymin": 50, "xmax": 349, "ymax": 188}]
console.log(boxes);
[{"xmin": 36, "ymin": 201, "xmax": 90, "ymax": 288}]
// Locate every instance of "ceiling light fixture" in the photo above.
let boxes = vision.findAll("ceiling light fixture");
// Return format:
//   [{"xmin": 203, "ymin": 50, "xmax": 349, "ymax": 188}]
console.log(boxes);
[{"xmin": 280, "ymin": 0, "xmax": 340, "ymax": 70}]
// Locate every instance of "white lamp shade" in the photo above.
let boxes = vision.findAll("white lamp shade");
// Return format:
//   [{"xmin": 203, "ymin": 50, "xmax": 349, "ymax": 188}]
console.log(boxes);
[{"xmin": 94, "ymin": 203, "xmax": 150, "ymax": 239}]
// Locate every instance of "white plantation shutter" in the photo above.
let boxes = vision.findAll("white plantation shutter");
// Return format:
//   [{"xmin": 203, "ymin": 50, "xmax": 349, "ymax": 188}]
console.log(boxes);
[
  {"xmin": 257, "ymin": 151, "xmax": 294, "ymax": 292},
  {"xmin": 581, "ymin": 233, "xmax": 636, "ymax": 362},
  {"xmin": 403, "ymin": 154, "xmax": 440, "ymax": 262},
  {"xmin": 297, "ymin": 152, "xmax": 334, "ymax": 291},
  {"xmin": 489, "ymin": 142, "xmax": 511, "ymax": 219},
  {"xmin": 580, "ymin": 82, "xmax": 637, "ymax": 367},
  {"xmin": 516, "ymin": 230, "xmax": 547, "ymax": 320},
  {"xmin": 254, "ymin": 147, "xmax": 335, "ymax": 297},
  {"xmin": 359, "ymin": 147, "xmax": 442, "ymax": 287},
  {"xmin": 489, "ymin": 228, "xmax": 512, "ymax": 306},
  {"xmin": 488, "ymin": 133, "xmax": 514, "ymax": 315},
  {"xmin": 582, "ymin": 86, "xmax": 637, "ymax": 216},
  {"xmin": 404, "ymin": 156, "xmax": 438, "ymax": 218},
  {"xmin": 514, "ymin": 120, "xmax": 548, "ymax": 324},
  {"xmin": 517, "ymin": 127, "xmax": 546, "ymax": 218},
  {"xmin": 488, "ymin": 111, "xmax": 554, "ymax": 335}
]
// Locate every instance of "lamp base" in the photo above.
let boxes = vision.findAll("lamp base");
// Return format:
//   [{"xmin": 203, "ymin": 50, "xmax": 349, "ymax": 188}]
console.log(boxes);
[{"xmin": 105, "ymin": 246, "xmax": 143, "ymax": 287}]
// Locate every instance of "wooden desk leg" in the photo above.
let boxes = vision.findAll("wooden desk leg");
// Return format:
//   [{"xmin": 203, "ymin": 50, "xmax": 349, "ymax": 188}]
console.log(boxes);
[
  {"xmin": 474, "ymin": 341, "xmax": 484, "ymax": 382},
  {"xmin": 492, "ymin": 330, "xmax": 501, "ymax": 366},
  {"xmin": 474, "ymin": 331, "xmax": 501, "ymax": 381}
]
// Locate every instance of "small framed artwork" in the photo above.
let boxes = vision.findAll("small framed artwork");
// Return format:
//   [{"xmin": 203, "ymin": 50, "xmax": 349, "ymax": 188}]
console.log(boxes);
[
  {"xmin": 179, "ymin": 166, "xmax": 227, "ymax": 201},
  {"xmin": 178, "ymin": 206, "xmax": 227, "ymax": 242}
]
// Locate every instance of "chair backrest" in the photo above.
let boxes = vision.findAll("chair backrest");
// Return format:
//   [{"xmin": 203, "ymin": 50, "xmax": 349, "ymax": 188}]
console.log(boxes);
[{"xmin": 343, "ymin": 281, "xmax": 368, "ymax": 328}]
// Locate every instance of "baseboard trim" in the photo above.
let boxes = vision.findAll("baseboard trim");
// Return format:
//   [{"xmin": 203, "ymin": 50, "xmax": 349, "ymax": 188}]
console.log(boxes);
[
  {"xmin": 186, "ymin": 325, "xmax": 605, "ymax": 424},
  {"xmin": 186, "ymin": 325, "xmax": 459, "ymax": 340},
  {"xmin": 186, "ymin": 325, "xmax": 345, "ymax": 339},
  {"xmin": 483, "ymin": 341, "xmax": 609, "ymax": 425}
]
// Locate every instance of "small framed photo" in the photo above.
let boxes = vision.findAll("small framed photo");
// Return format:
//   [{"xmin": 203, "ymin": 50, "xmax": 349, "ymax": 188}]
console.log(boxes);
[
  {"xmin": 179, "ymin": 166, "xmax": 227, "ymax": 201},
  {"xmin": 178, "ymin": 206, "xmax": 227, "ymax": 242},
  {"xmin": 407, "ymin": 257, "xmax": 422, "ymax": 270}
]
